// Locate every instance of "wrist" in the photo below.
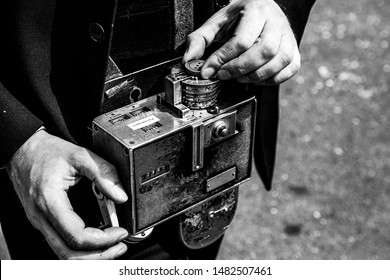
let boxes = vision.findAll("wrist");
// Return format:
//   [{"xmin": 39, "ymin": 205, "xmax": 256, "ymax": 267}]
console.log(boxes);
[{"xmin": 5, "ymin": 128, "xmax": 48, "ymax": 174}]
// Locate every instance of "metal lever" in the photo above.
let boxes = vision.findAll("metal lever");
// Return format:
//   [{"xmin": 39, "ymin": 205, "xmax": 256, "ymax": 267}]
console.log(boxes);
[{"xmin": 191, "ymin": 122, "xmax": 204, "ymax": 171}]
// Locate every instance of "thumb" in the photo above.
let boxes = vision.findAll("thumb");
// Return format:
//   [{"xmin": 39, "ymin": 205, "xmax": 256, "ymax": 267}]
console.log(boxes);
[{"xmin": 73, "ymin": 149, "xmax": 128, "ymax": 203}]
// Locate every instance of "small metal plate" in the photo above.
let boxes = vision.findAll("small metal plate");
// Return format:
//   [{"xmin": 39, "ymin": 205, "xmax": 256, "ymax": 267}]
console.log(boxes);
[
  {"xmin": 204, "ymin": 110, "xmax": 237, "ymax": 147},
  {"xmin": 206, "ymin": 166, "xmax": 237, "ymax": 192}
]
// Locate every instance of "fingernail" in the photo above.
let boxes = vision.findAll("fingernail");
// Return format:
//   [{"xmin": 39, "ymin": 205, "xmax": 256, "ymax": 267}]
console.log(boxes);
[
  {"xmin": 114, "ymin": 184, "xmax": 128, "ymax": 201},
  {"xmin": 217, "ymin": 70, "xmax": 231, "ymax": 80},
  {"xmin": 202, "ymin": 67, "xmax": 216, "ymax": 79},
  {"xmin": 118, "ymin": 230, "xmax": 129, "ymax": 240},
  {"xmin": 115, "ymin": 244, "xmax": 127, "ymax": 259}
]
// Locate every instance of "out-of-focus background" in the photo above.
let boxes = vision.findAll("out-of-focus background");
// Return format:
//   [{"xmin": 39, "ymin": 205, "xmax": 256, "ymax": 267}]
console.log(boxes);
[
  {"xmin": 1, "ymin": 0, "xmax": 390, "ymax": 260},
  {"xmin": 219, "ymin": 0, "xmax": 390, "ymax": 259}
]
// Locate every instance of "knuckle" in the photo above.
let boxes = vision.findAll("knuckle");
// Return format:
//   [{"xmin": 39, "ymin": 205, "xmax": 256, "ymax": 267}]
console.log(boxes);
[
  {"xmin": 187, "ymin": 32, "xmax": 195, "ymax": 40},
  {"xmin": 279, "ymin": 51, "xmax": 293, "ymax": 67},
  {"xmin": 70, "ymin": 146, "xmax": 89, "ymax": 166},
  {"xmin": 280, "ymin": 14, "xmax": 291, "ymax": 27},
  {"xmin": 187, "ymin": 32, "xmax": 200, "ymax": 43},
  {"xmin": 66, "ymin": 233, "xmax": 85, "ymax": 250},
  {"xmin": 261, "ymin": 3, "xmax": 272, "ymax": 16},
  {"xmin": 272, "ymin": 76, "xmax": 281, "ymax": 85},
  {"xmin": 57, "ymin": 250, "xmax": 72, "ymax": 260},
  {"xmin": 257, "ymin": 71, "xmax": 266, "ymax": 81},
  {"xmin": 259, "ymin": 42, "xmax": 278, "ymax": 60},
  {"xmin": 253, "ymin": 70, "xmax": 265, "ymax": 82},
  {"xmin": 276, "ymin": 13, "xmax": 289, "ymax": 25},
  {"xmin": 232, "ymin": 62, "xmax": 247, "ymax": 76},
  {"xmin": 290, "ymin": 59, "xmax": 301, "ymax": 75},
  {"xmin": 234, "ymin": 37, "xmax": 252, "ymax": 53},
  {"xmin": 75, "ymin": 147, "xmax": 89, "ymax": 160},
  {"xmin": 249, "ymin": 1, "xmax": 260, "ymax": 10},
  {"xmin": 213, "ymin": 42, "xmax": 237, "ymax": 66},
  {"xmin": 273, "ymin": 68, "xmax": 294, "ymax": 85},
  {"xmin": 210, "ymin": 51, "xmax": 227, "ymax": 67},
  {"xmin": 97, "ymin": 160, "xmax": 116, "ymax": 177},
  {"xmin": 267, "ymin": 1, "xmax": 287, "ymax": 21}
]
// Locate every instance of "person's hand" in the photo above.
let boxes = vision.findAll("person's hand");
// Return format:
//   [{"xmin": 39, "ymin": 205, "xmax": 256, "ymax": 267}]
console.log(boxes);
[
  {"xmin": 5, "ymin": 129, "xmax": 129, "ymax": 259},
  {"xmin": 183, "ymin": 0, "xmax": 300, "ymax": 85}
]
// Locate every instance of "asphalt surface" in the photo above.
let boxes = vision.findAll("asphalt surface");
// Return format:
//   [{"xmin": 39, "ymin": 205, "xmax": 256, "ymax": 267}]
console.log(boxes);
[{"xmin": 219, "ymin": 0, "xmax": 390, "ymax": 259}]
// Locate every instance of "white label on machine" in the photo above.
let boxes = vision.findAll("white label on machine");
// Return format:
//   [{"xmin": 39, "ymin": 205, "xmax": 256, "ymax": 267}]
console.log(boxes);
[{"xmin": 128, "ymin": 115, "xmax": 160, "ymax": 130}]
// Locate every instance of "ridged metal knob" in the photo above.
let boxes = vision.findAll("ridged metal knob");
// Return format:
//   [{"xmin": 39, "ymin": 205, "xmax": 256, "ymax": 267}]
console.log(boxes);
[{"xmin": 213, "ymin": 121, "xmax": 228, "ymax": 138}]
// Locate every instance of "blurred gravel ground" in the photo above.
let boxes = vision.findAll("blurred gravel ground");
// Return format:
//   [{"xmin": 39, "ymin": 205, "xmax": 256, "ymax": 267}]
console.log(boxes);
[{"xmin": 219, "ymin": 0, "xmax": 390, "ymax": 259}]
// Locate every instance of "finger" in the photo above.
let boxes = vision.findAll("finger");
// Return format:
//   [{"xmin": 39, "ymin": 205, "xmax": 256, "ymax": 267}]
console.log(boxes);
[
  {"xmin": 73, "ymin": 242, "xmax": 127, "ymax": 260},
  {"xmin": 202, "ymin": 6, "xmax": 266, "ymax": 79},
  {"xmin": 256, "ymin": 47, "xmax": 301, "ymax": 85},
  {"xmin": 217, "ymin": 18, "xmax": 285, "ymax": 80},
  {"xmin": 73, "ymin": 149, "xmax": 127, "ymax": 203},
  {"xmin": 183, "ymin": 7, "xmax": 233, "ymax": 63},
  {"xmin": 235, "ymin": 33, "xmax": 296, "ymax": 83},
  {"xmin": 39, "ymin": 187, "xmax": 128, "ymax": 250},
  {"xmin": 183, "ymin": 33, "xmax": 207, "ymax": 63},
  {"xmin": 39, "ymin": 214, "xmax": 127, "ymax": 259}
]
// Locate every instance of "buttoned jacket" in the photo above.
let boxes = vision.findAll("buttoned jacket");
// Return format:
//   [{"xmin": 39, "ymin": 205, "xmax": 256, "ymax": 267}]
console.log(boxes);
[{"xmin": 0, "ymin": 0, "xmax": 316, "ymax": 188}]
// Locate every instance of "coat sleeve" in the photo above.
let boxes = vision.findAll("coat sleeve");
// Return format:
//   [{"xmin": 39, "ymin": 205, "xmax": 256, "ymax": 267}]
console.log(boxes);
[
  {"xmin": 0, "ymin": 84, "xmax": 43, "ymax": 168},
  {"xmin": 0, "ymin": 1, "xmax": 55, "ymax": 168},
  {"xmin": 275, "ymin": 0, "xmax": 317, "ymax": 45},
  {"xmin": 254, "ymin": 0, "xmax": 317, "ymax": 190}
]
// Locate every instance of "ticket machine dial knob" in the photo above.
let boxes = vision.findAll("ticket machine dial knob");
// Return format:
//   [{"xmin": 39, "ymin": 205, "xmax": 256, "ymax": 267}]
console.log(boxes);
[{"xmin": 213, "ymin": 121, "xmax": 229, "ymax": 138}]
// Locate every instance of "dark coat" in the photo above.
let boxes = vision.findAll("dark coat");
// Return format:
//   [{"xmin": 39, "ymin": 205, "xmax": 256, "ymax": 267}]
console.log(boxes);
[{"xmin": 0, "ymin": 0, "xmax": 316, "ymax": 259}]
